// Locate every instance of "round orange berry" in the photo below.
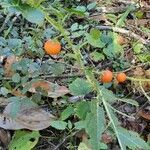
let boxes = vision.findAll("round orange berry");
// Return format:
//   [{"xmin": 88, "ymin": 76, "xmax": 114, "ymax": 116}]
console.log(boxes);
[
  {"xmin": 44, "ymin": 40, "xmax": 61, "ymax": 55},
  {"xmin": 101, "ymin": 70, "xmax": 113, "ymax": 83},
  {"xmin": 116, "ymin": 72, "xmax": 126, "ymax": 83}
]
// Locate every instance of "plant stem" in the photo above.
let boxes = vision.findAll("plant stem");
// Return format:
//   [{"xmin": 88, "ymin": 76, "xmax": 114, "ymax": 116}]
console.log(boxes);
[{"xmin": 127, "ymin": 77, "xmax": 150, "ymax": 82}]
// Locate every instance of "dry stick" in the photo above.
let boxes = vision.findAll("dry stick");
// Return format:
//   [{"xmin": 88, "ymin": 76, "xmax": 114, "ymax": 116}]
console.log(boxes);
[
  {"xmin": 122, "ymin": 62, "xmax": 149, "ymax": 73},
  {"xmin": 126, "ymin": 22, "xmax": 150, "ymax": 39},
  {"xmin": 117, "ymin": 0, "xmax": 137, "ymax": 5},
  {"xmin": 93, "ymin": 5, "xmax": 138, "ymax": 14},
  {"xmin": 41, "ymin": 73, "xmax": 84, "ymax": 79},
  {"xmin": 2, "ymin": 73, "xmax": 84, "ymax": 81},
  {"xmin": 96, "ymin": 25, "xmax": 150, "ymax": 45},
  {"xmin": 53, "ymin": 131, "xmax": 78, "ymax": 150}
]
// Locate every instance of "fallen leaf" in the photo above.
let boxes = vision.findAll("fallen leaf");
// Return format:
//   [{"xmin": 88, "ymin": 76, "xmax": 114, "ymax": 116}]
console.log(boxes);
[
  {"xmin": 0, "ymin": 115, "xmax": 24, "ymax": 130},
  {"xmin": 0, "ymin": 129, "xmax": 11, "ymax": 149},
  {"xmin": 138, "ymin": 107, "xmax": 150, "ymax": 120},
  {"xmin": 127, "ymin": 19, "xmax": 150, "ymax": 27},
  {"xmin": 132, "ymin": 67, "xmax": 150, "ymax": 92},
  {"xmin": 145, "ymin": 69, "xmax": 150, "ymax": 78},
  {"xmin": 133, "ymin": 67, "xmax": 145, "ymax": 76},
  {"xmin": 11, "ymin": 89, "xmax": 25, "ymax": 97},
  {"xmin": 4, "ymin": 55, "xmax": 19, "ymax": 77},
  {"xmin": 0, "ymin": 102, "xmax": 56, "ymax": 130},
  {"xmin": 25, "ymin": 80, "xmax": 69, "ymax": 98}
]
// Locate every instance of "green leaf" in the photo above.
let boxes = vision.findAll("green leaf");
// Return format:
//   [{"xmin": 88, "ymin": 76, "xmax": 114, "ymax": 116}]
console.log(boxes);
[
  {"xmin": 133, "ymin": 43, "xmax": 144, "ymax": 54},
  {"xmin": 100, "ymin": 86, "xmax": 117, "ymax": 102},
  {"xmin": 75, "ymin": 101, "xmax": 90, "ymax": 119},
  {"xmin": 103, "ymin": 43, "xmax": 123, "ymax": 57},
  {"xmin": 75, "ymin": 6, "xmax": 87, "ymax": 12},
  {"xmin": 60, "ymin": 106, "xmax": 74, "ymax": 121},
  {"xmin": 102, "ymin": 100, "xmax": 124, "ymax": 149},
  {"xmin": 87, "ymin": 2, "xmax": 96, "ymax": 10},
  {"xmin": 21, "ymin": 0, "xmax": 45, "ymax": 7},
  {"xmin": 116, "ymin": 5, "xmax": 134, "ymax": 27},
  {"xmin": 7, "ymin": 38, "xmax": 22, "ymax": 49},
  {"xmin": 86, "ymin": 29, "xmax": 105, "ymax": 48},
  {"xmin": 90, "ymin": 51, "xmax": 105, "ymax": 62},
  {"xmin": 8, "ymin": 97, "xmax": 37, "ymax": 118},
  {"xmin": 85, "ymin": 101, "xmax": 105, "ymax": 150},
  {"xmin": 135, "ymin": 10, "xmax": 144, "ymax": 19},
  {"xmin": 137, "ymin": 54, "xmax": 150, "ymax": 62},
  {"xmin": 22, "ymin": 8, "xmax": 44, "ymax": 24},
  {"xmin": 67, "ymin": 120, "xmax": 72, "ymax": 129},
  {"xmin": 78, "ymin": 142, "xmax": 91, "ymax": 150},
  {"xmin": 90, "ymin": 28, "xmax": 101, "ymax": 39},
  {"xmin": 50, "ymin": 63, "xmax": 65, "ymax": 76},
  {"xmin": 12, "ymin": 73, "xmax": 21, "ymax": 83},
  {"xmin": 69, "ymin": 78, "xmax": 92, "ymax": 96},
  {"xmin": 74, "ymin": 121, "xmax": 85, "ymax": 130},
  {"xmin": 50, "ymin": 120, "xmax": 67, "ymax": 130},
  {"xmin": 0, "ymin": 87, "xmax": 10, "ymax": 96},
  {"xmin": 71, "ymin": 23, "xmax": 79, "ymax": 31},
  {"xmin": 9, "ymin": 131, "xmax": 40, "ymax": 150},
  {"xmin": 118, "ymin": 127, "xmax": 150, "ymax": 150}
]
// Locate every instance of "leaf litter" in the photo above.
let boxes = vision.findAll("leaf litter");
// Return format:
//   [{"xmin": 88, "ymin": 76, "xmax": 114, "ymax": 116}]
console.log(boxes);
[{"xmin": 0, "ymin": 101, "xmax": 56, "ymax": 130}]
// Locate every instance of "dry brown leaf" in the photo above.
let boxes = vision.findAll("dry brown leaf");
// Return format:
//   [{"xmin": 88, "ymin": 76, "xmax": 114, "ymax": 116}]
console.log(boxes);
[
  {"xmin": 0, "ymin": 129, "xmax": 11, "ymax": 149},
  {"xmin": 138, "ymin": 107, "xmax": 150, "ymax": 120},
  {"xmin": 0, "ymin": 115, "xmax": 25, "ymax": 130},
  {"xmin": 11, "ymin": 89, "xmax": 25, "ymax": 97},
  {"xmin": 145, "ymin": 69, "xmax": 150, "ymax": 78},
  {"xmin": 26, "ymin": 80, "xmax": 69, "ymax": 98},
  {"xmin": 133, "ymin": 67, "xmax": 145, "ymax": 76},
  {"xmin": 132, "ymin": 67, "xmax": 150, "ymax": 92},
  {"xmin": 127, "ymin": 19, "xmax": 150, "ymax": 27},
  {"xmin": 0, "ymin": 102, "xmax": 56, "ymax": 130},
  {"xmin": 4, "ymin": 55, "xmax": 20, "ymax": 77}
]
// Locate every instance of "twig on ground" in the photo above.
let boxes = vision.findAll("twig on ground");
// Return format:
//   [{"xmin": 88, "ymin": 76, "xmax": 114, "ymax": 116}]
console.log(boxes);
[
  {"xmin": 96, "ymin": 25, "xmax": 150, "ymax": 45},
  {"xmin": 53, "ymin": 132, "xmax": 78, "ymax": 150},
  {"xmin": 91, "ymin": 3, "xmax": 139, "ymax": 15},
  {"xmin": 41, "ymin": 73, "xmax": 84, "ymax": 79},
  {"xmin": 122, "ymin": 62, "xmax": 149, "ymax": 73},
  {"xmin": 117, "ymin": 0, "xmax": 137, "ymax": 5}
]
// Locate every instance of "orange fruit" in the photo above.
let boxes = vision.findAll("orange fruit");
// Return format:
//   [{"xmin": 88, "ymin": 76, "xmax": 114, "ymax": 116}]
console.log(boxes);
[
  {"xmin": 44, "ymin": 40, "xmax": 61, "ymax": 55},
  {"xmin": 101, "ymin": 70, "xmax": 113, "ymax": 83},
  {"xmin": 116, "ymin": 72, "xmax": 126, "ymax": 83}
]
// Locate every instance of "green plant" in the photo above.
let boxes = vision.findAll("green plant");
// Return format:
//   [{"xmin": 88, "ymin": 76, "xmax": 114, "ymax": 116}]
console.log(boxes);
[
  {"xmin": 42, "ymin": 7, "xmax": 149, "ymax": 150},
  {"xmin": 0, "ymin": 1, "xmax": 149, "ymax": 150}
]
